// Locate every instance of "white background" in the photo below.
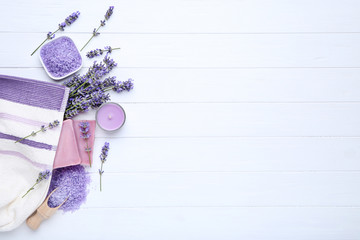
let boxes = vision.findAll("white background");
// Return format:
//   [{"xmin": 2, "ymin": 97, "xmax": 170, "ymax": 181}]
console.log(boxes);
[{"xmin": 1, "ymin": 0, "xmax": 360, "ymax": 239}]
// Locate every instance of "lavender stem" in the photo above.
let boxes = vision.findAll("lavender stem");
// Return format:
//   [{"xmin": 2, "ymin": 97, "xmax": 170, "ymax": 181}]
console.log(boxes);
[
  {"xmin": 22, "ymin": 182, "xmax": 37, "ymax": 198},
  {"xmin": 86, "ymin": 140, "xmax": 92, "ymax": 167},
  {"xmin": 31, "ymin": 28, "xmax": 59, "ymax": 56},
  {"xmin": 15, "ymin": 129, "xmax": 41, "ymax": 143},
  {"xmin": 80, "ymin": 25, "xmax": 101, "ymax": 51},
  {"xmin": 69, "ymin": 79, "xmax": 89, "ymax": 96},
  {"xmin": 100, "ymin": 162, "xmax": 104, "ymax": 191}
]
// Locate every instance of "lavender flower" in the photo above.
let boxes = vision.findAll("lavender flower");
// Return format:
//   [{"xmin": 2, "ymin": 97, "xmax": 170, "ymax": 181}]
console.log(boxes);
[
  {"xmin": 80, "ymin": 6, "xmax": 114, "ymax": 51},
  {"xmin": 99, "ymin": 142, "xmax": 110, "ymax": 191},
  {"xmin": 65, "ymin": 11, "xmax": 80, "ymax": 25},
  {"xmin": 86, "ymin": 46, "xmax": 120, "ymax": 58},
  {"xmin": 79, "ymin": 121, "xmax": 90, "ymax": 139},
  {"xmin": 113, "ymin": 79, "xmax": 134, "ymax": 93},
  {"xmin": 47, "ymin": 32, "xmax": 55, "ymax": 40},
  {"xmin": 22, "ymin": 170, "xmax": 51, "ymax": 198},
  {"xmin": 79, "ymin": 121, "xmax": 92, "ymax": 167},
  {"xmin": 105, "ymin": 6, "xmax": 114, "ymax": 20},
  {"xmin": 58, "ymin": 22, "xmax": 66, "ymax": 31},
  {"xmin": 31, "ymin": 11, "xmax": 80, "ymax": 56},
  {"xmin": 16, "ymin": 120, "xmax": 60, "ymax": 143}
]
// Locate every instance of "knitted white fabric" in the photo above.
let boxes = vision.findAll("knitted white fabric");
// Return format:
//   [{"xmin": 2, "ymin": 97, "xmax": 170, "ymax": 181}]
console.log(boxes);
[{"xmin": 0, "ymin": 75, "xmax": 69, "ymax": 231}]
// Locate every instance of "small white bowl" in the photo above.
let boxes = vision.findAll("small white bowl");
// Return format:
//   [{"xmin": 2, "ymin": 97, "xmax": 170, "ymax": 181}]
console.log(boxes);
[{"xmin": 39, "ymin": 36, "xmax": 82, "ymax": 81}]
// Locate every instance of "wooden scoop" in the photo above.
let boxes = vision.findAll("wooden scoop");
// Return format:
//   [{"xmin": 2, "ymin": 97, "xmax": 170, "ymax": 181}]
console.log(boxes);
[{"xmin": 26, "ymin": 188, "xmax": 68, "ymax": 230}]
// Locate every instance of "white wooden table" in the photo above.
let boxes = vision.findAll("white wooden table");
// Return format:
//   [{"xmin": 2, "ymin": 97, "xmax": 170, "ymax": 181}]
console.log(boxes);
[{"xmin": 1, "ymin": 0, "xmax": 360, "ymax": 239}]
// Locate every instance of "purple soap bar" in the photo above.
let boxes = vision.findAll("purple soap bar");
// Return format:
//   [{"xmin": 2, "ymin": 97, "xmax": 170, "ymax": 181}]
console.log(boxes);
[{"xmin": 40, "ymin": 36, "xmax": 82, "ymax": 80}]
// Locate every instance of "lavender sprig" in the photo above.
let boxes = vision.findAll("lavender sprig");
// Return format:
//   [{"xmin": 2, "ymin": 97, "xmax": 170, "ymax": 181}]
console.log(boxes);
[
  {"xmin": 80, "ymin": 6, "xmax": 114, "ymax": 51},
  {"xmin": 15, "ymin": 120, "xmax": 60, "ymax": 143},
  {"xmin": 22, "ymin": 170, "xmax": 51, "ymax": 198},
  {"xmin": 99, "ymin": 142, "xmax": 109, "ymax": 191},
  {"xmin": 31, "ymin": 11, "xmax": 80, "ymax": 56},
  {"xmin": 86, "ymin": 46, "xmax": 120, "ymax": 58},
  {"xmin": 79, "ymin": 121, "xmax": 92, "ymax": 167}
]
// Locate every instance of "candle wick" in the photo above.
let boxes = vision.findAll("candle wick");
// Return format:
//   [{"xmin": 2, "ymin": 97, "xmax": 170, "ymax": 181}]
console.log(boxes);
[{"xmin": 108, "ymin": 114, "xmax": 112, "ymax": 120}]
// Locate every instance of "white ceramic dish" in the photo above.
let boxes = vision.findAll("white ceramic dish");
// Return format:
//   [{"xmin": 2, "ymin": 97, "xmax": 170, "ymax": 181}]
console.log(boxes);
[{"xmin": 39, "ymin": 36, "xmax": 83, "ymax": 81}]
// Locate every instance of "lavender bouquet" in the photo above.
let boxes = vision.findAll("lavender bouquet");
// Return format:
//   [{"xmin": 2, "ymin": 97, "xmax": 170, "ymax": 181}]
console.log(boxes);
[
  {"xmin": 63, "ymin": 55, "xmax": 134, "ymax": 119},
  {"xmin": 80, "ymin": 6, "xmax": 114, "ymax": 51},
  {"xmin": 31, "ymin": 11, "xmax": 80, "ymax": 56}
]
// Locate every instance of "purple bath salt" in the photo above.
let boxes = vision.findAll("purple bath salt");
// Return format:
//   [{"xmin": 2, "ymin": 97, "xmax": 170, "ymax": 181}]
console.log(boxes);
[
  {"xmin": 40, "ymin": 36, "xmax": 82, "ymax": 78},
  {"xmin": 47, "ymin": 165, "xmax": 91, "ymax": 213}
]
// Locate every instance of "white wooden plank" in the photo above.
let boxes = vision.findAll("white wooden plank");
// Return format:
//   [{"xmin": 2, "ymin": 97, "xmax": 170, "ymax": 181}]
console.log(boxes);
[
  {"xmin": 2, "ymin": 68, "xmax": 360, "ymax": 102},
  {"xmin": 1, "ymin": 33, "xmax": 360, "ymax": 68},
  {"xmin": 87, "ymin": 137, "xmax": 360, "ymax": 172},
  {"xmin": 83, "ymin": 172, "xmax": 360, "ymax": 207},
  {"xmin": 1, "ymin": 0, "xmax": 359, "ymax": 33},
  {"xmin": 74, "ymin": 103, "xmax": 360, "ymax": 137},
  {"xmin": 2, "ymin": 207, "xmax": 360, "ymax": 239}
]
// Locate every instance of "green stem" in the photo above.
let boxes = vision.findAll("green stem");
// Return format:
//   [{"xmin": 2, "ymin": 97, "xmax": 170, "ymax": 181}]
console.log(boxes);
[
  {"xmin": 15, "ymin": 129, "xmax": 42, "ymax": 143},
  {"xmin": 22, "ymin": 182, "xmax": 38, "ymax": 198},
  {"xmin": 31, "ymin": 28, "xmax": 59, "ymax": 56},
  {"xmin": 100, "ymin": 161, "xmax": 104, "ymax": 191},
  {"xmin": 86, "ymin": 140, "xmax": 92, "ymax": 167},
  {"xmin": 69, "ymin": 79, "xmax": 89, "ymax": 96},
  {"xmin": 81, "ymin": 25, "xmax": 102, "ymax": 51}
]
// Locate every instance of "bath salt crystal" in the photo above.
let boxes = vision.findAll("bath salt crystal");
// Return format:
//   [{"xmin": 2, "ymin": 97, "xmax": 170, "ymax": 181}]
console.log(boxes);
[
  {"xmin": 47, "ymin": 165, "xmax": 91, "ymax": 213},
  {"xmin": 40, "ymin": 36, "xmax": 82, "ymax": 78}
]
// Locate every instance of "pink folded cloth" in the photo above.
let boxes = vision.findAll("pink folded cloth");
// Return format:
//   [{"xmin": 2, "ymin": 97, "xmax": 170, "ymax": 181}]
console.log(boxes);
[{"xmin": 53, "ymin": 120, "xmax": 96, "ymax": 169}]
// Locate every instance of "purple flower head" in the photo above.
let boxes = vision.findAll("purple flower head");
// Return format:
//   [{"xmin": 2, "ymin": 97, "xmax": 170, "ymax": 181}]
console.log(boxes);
[
  {"xmin": 36, "ymin": 170, "xmax": 51, "ymax": 183},
  {"xmin": 86, "ymin": 49, "xmax": 103, "ymax": 58},
  {"xmin": 105, "ymin": 6, "xmax": 114, "ymax": 20},
  {"xmin": 93, "ymin": 28, "xmax": 100, "ymax": 37},
  {"xmin": 53, "ymin": 120, "xmax": 60, "ymax": 127},
  {"xmin": 104, "ymin": 46, "xmax": 112, "ymax": 53},
  {"xmin": 65, "ymin": 11, "xmax": 80, "ymax": 25},
  {"xmin": 103, "ymin": 76, "xmax": 117, "ymax": 87},
  {"xmin": 113, "ymin": 79, "xmax": 134, "ymax": 93},
  {"xmin": 48, "ymin": 120, "xmax": 60, "ymax": 129},
  {"xmin": 124, "ymin": 78, "xmax": 134, "ymax": 91},
  {"xmin": 100, "ymin": 20, "xmax": 106, "ymax": 26},
  {"xmin": 47, "ymin": 32, "xmax": 55, "ymax": 40},
  {"xmin": 86, "ymin": 46, "xmax": 119, "ymax": 59},
  {"xmin": 103, "ymin": 55, "xmax": 117, "ymax": 70},
  {"xmin": 100, "ymin": 142, "xmax": 110, "ymax": 162},
  {"xmin": 59, "ymin": 22, "xmax": 66, "ymax": 31},
  {"xmin": 79, "ymin": 121, "xmax": 91, "ymax": 139}
]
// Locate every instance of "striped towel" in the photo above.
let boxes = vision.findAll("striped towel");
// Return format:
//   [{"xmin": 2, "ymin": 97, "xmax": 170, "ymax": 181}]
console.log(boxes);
[{"xmin": 0, "ymin": 75, "xmax": 69, "ymax": 231}]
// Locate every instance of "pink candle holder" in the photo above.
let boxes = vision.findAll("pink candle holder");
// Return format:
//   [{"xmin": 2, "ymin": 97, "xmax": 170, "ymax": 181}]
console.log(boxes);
[{"xmin": 96, "ymin": 102, "xmax": 126, "ymax": 131}]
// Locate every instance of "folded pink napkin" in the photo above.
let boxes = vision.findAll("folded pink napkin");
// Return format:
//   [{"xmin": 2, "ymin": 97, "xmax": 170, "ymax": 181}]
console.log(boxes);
[{"xmin": 53, "ymin": 120, "xmax": 96, "ymax": 169}]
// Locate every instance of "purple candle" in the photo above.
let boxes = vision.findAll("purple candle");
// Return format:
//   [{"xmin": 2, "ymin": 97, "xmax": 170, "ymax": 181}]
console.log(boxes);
[{"xmin": 96, "ymin": 102, "xmax": 126, "ymax": 131}]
